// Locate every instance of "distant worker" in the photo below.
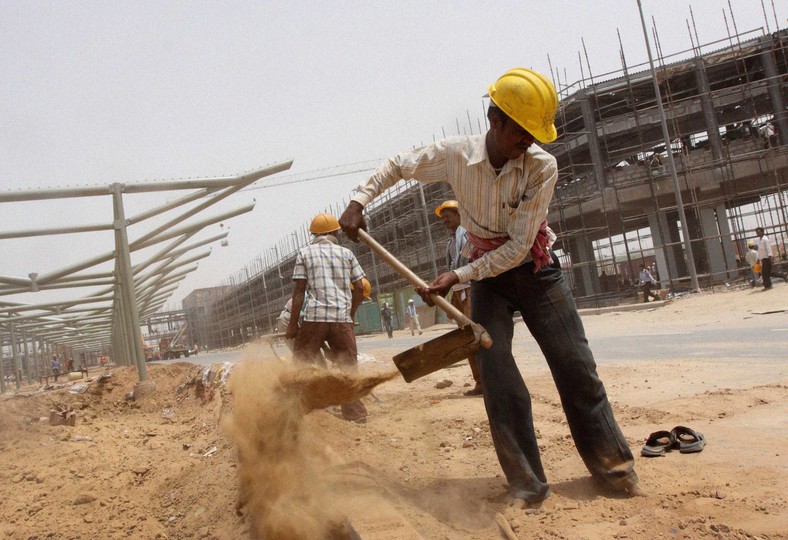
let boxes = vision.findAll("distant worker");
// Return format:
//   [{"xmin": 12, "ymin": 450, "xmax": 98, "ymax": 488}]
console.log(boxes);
[
  {"xmin": 638, "ymin": 264, "xmax": 659, "ymax": 303},
  {"xmin": 276, "ymin": 298, "xmax": 295, "ymax": 334},
  {"xmin": 755, "ymin": 227, "xmax": 780, "ymax": 290},
  {"xmin": 744, "ymin": 241, "xmax": 760, "ymax": 288},
  {"xmin": 760, "ymin": 122, "xmax": 777, "ymax": 148},
  {"xmin": 50, "ymin": 354, "xmax": 61, "ymax": 382},
  {"xmin": 405, "ymin": 299, "xmax": 423, "ymax": 336},
  {"xmin": 380, "ymin": 302, "xmax": 393, "ymax": 339},
  {"xmin": 340, "ymin": 67, "xmax": 641, "ymax": 505},
  {"xmin": 285, "ymin": 213, "xmax": 368, "ymax": 423},
  {"xmin": 436, "ymin": 199, "xmax": 480, "ymax": 396}
]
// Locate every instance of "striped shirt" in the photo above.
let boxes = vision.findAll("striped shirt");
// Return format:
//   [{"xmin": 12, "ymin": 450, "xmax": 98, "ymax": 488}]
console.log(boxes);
[
  {"xmin": 352, "ymin": 134, "xmax": 558, "ymax": 282},
  {"xmin": 292, "ymin": 236, "xmax": 366, "ymax": 323},
  {"xmin": 446, "ymin": 225, "xmax": 470, "ymax": 272},
  {"xmin": 447, "ymin": 225, "xmax": 471, "ymax": 292}
]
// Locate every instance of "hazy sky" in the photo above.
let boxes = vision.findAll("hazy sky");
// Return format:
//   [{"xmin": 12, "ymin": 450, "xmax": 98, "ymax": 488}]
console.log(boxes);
[{"xmin": 1, "ymin": 0, "xmax": 783, "ymax": 308}]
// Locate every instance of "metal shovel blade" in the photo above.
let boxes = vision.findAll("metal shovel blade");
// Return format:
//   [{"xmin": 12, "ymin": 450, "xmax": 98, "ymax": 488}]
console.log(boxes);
[{"xmin": 393, "ymin": 325, "xmax": 480, "ymax": 383}]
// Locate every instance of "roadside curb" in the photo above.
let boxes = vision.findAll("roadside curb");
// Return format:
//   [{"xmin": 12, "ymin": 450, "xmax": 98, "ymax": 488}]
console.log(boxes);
[
  {"xmin": 578, "ymin": 299, "xmax": 671, "ymax": 316},
  {"xmin": 357, "ymin": 300, "xmax": 674, "ymax": 341}
]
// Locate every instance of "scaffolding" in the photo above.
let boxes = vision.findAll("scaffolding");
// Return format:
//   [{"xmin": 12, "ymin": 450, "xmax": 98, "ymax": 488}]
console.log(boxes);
[
  {"xmin": 190, "ymin": 23, "xmax": 786, "ymax": 346},
  {"xmin": 546, "ymin": 25, "xmax": 787, "ymax": 304}
]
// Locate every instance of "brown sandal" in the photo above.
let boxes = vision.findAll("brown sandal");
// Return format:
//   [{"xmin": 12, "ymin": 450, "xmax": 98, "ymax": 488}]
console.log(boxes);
[{"xmin": 641, "ymin": 430, "xmax": 676, "ymax": 457}]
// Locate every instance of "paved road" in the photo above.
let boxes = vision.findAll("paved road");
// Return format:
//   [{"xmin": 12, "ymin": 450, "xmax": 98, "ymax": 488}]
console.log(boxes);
[{"xmin": 165, "ymin": 311, "xmax": 787, "ymax": 368}]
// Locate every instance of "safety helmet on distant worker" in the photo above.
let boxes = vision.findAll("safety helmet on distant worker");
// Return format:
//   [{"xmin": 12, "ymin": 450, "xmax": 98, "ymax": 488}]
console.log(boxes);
[
  {"xmin": 487, "ymin": 68, "xmax": 559, "ymax": 144},
  {"xmin": 351, "ymin": 277, "xmax": 372, "ymax": 300},
  {"xmin": 309, "ymin": 212, "xmax": 341, "ymax": 234},
  {"xmin": 747, "ymin": 241, "xmax": 755, "ymax": 248},
  {"xmin": 434, "ymin": 200, "xmax": 459, "ymax": 217}
]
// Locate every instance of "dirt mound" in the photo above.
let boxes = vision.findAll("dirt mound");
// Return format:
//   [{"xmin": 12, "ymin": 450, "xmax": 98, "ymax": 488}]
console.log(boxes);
[
  {"xmin": 0, "ymin": 362, "xmax": 241, "ymax": 540},
  {"xmin": 1, "ymin": 288, "xmax": 786, "ymax": 539}
]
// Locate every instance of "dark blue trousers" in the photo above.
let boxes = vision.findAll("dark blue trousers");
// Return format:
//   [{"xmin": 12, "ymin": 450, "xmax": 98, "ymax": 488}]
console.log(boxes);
[{"xmin": 471, "ymin": 254, "xmax": 637, "ymax": 502}]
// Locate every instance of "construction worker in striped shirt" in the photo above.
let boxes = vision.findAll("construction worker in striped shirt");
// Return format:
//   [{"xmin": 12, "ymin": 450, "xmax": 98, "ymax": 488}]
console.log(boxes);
[
  {"xmin": 436, "ymin": 199, "xmax": 481, "ymax": 397},
  {"xmin": 340, "ymin": 68, "xmax": 641, "ymax": 506}
]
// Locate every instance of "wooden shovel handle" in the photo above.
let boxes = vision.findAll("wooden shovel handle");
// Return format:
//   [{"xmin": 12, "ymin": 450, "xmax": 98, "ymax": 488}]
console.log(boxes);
[{"xmin": 358, "ymin": 229, "xmax": 491, "ymax": 348}]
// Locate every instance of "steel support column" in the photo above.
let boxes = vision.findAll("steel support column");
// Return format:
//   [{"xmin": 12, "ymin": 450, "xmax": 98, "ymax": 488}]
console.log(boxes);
[{"xmin": 111, "ymin": 184, "xmax": 148, "ymax": 380}]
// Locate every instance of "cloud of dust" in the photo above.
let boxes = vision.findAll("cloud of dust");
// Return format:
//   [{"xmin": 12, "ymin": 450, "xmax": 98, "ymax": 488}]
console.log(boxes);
[{"xmin": 222, "ymin": 348, "xmax": 396, "ymax": 539}]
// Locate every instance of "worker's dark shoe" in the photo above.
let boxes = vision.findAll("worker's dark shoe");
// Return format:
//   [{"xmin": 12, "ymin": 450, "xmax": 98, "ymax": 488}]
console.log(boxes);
[{"xmin": 463, "ymin": 385, "xmax": 483, "ymax": 397}]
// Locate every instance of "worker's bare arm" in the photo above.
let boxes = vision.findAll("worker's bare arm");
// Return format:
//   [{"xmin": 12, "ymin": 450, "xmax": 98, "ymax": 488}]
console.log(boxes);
[
  {"xmin": 415, "ymin": 271, "xmax": 459, "ymax": 306},
  {"xmin": 339, "ymin": 201, "xmax": 366, "ymax": 242},
  {"xmin": 286, "ymin": 279, "xmax": 307, "ymax": 339}
]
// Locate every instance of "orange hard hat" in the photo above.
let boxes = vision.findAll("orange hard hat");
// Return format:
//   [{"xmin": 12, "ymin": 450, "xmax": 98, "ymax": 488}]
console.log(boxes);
[
  {"xmin": 435, "ymin": 200, "xmax": 459, "ymax": 217},
  {"xmin": 309, "ymin": 213, "xmax": 341, "ymax": 234},
  {"xmin": 351, "ymin": 277, "xmax": 372, "ymax": 300}
]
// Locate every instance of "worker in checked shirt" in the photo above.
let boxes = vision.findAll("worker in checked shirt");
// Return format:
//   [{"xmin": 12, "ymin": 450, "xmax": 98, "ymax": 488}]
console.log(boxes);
[
  {"xmin": 340, "ymin": 68, "xmax": 641, "ymax": 506},
  {"xmin": 286, "ymin": 212, "xmax": 368, "ymax": 423}
]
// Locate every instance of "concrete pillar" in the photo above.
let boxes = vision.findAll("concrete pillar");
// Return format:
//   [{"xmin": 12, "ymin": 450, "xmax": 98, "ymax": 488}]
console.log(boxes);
[
  {"xmin": 698, "ymin": 205, "xmax": 738, "ymax": 281},
  {"xmin": 567, "ymin": 235, "xmax": 598, "ymax": 296},
  {"xmin": 648, "ymin": 211, "xmax": 679, "ymax": 287},
  {"xmin": 695, "ymin": 58, "xmax": 725, "ymax": 162},
  {"xmin": 699, "ymin": 206, "xmax": 737, "ymax": 282},
  {"xmin": 761, "ymin": 40, "xmax": 787, "ymax": 146},
  {"xmin": 579, "ymin": 91, "xmax": 608, "ymax": 189},
  {"xmin": 684, "ymin": 209, "xmax": 708, "ymax": 276},
  {"xmin": 715, "ymin": 204, "xmax": 739, "ymax": 279}
]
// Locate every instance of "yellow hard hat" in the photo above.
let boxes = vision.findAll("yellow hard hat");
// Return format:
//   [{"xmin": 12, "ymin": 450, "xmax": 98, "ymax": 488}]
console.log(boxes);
[
  {"xmin": 309, "ymin": 212, "xmax": 341, "ymax": 234},
  {"xmin": 435, "ymin": 200, "xmax": 459, "ymax": 217},
  {"xmin": 351, "ymin": 277, "xmax": 372, "ymax": 300},
  {"xmin": 747, "ymin": 241, "xmax": 755, "ymax": 247},
  {"xmin": 487, "ymin": 68, "xmax": 559, "ymax": 144}
]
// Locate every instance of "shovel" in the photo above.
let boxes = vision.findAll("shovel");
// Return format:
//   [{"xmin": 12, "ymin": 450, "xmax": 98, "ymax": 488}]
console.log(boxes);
[{"xmin": 358, "ymin": 229, "xmax": 492, "ymax": 382}]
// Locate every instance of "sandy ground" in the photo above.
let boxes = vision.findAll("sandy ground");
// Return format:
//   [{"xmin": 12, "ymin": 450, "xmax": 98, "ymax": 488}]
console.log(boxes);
[{"xmin": 0, "ymin": 286, "xmax": 786, "ymax": 540}]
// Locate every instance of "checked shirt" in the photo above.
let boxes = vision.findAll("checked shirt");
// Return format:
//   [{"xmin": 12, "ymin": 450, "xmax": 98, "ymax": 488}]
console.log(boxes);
[{"xmin": 292, "ymin": 236, "xmax": 365, "ymax": 323}]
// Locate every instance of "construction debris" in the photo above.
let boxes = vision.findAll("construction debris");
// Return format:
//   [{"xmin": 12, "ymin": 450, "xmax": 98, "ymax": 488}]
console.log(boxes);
[{"xmin": 49, "ymin": 406, "xmax": 77, "ymax": 427}]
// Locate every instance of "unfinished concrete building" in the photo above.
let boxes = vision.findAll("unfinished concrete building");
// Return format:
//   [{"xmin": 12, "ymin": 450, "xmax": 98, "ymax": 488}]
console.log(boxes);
[
  {"xmin": 191, "ymin": 27, "xmax": 786, "ymax": 348},
  {"xmin": 547, "ymin": 28, "xmax": 786, "ymax": 299}
]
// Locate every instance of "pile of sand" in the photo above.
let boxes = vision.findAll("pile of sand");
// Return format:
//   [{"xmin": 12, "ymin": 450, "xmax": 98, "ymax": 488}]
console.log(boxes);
[
  {"xmin": 0, "ymin": 288, "xmax": 785, "ymax": 539},
  {"xmin": 223, "ymin": 355, "xmax": 395, "ymax": 539}
]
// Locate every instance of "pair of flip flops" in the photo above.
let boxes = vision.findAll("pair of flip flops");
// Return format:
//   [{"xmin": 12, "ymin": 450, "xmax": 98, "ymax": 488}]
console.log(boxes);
[{"xmin": 641, "ymin": 425, "xmax": 706, "ymax": 457}]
